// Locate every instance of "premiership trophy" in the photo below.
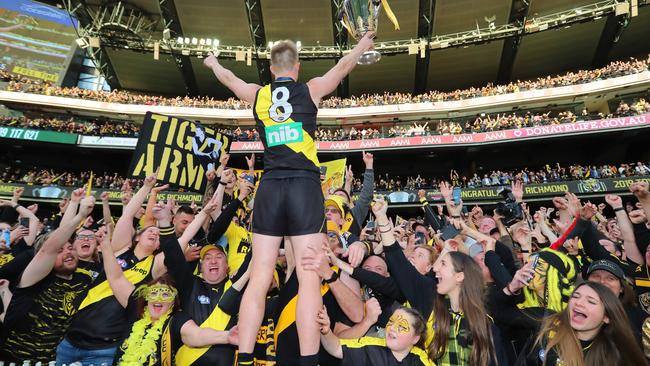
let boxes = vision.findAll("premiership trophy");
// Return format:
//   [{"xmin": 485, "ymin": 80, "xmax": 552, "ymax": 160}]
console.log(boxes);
[{"xmin": 339, "ymin": 0, "xmax": 400, "ymax": 65}]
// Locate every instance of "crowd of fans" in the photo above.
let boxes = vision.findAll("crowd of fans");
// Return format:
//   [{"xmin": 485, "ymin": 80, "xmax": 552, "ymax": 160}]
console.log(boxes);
[
  {"xmin": 2, "ymin": 55, "xmax": 649, "ymax": 110},
  {"xmin": 367, "ymin": 161, "xmax": 650, "ymax": 191},
  {"xmin": 3, "ymin": 159, "xmax": 649, "ymax": 197},
  {"xmin": 1, "ymin": 154, "xmax": 650, "ymax": 365},
  {"xmin": 2, "ymin": 97, "xmax": 648, "ymax": 142}
]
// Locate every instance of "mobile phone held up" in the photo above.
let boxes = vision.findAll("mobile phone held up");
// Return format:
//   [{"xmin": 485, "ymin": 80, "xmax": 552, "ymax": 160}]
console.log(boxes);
[
  {"xmin": 244, "ymin": 174, "xmax": 256, "ymax": 185},
  {"xmin": 452, "ymin": 187, "xmax": 462, "ymax": 206},
  {"xmin": 526, "ymin": 254, "xmax": 540, "ymax": 284}
]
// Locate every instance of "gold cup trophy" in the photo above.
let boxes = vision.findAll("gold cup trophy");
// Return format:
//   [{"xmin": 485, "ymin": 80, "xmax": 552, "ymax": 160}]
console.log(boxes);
[{"xmin": 339, "ymin": 0, "xmax": 400, "ymax": 65}]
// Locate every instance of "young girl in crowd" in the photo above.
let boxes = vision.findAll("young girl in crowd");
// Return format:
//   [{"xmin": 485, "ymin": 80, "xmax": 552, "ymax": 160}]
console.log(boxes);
[
  {"xmin": 99, "ymin": 229, "xmax": 236, "ymax": 364},
  {"xmin": 319, "ymin": 306, "xmax": 433, "ymax": 366},
  {"xmin": 516, "ymin": 282, "xmax": 647, "ymax": 365}
]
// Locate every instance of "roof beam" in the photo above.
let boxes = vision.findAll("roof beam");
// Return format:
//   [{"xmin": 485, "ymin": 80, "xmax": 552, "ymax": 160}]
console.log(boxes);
[
  {"xmin": 65, "ymin": 1, "xmax": 121, "ymax": 89},
  {"xmin": 245, "ymin": 0, "xmax": 272, "ymax": 85},
  {"xmin": 496, "ymin": 0, "xmax": 530, "ymax": 84},
  {"xmin": 331, "ymin": 0, "xmax": 349, "ymax": 98},
  {"xmin": 591, "ymin": 12, "xmax": 630, "ymax": 68},
  {"xmin": 157, "ymin": 0, "xmax": 199, "ymax": 96},
  {"xmin": 414, "ymin": 0, "xmax": 435, "ymax": 94}
]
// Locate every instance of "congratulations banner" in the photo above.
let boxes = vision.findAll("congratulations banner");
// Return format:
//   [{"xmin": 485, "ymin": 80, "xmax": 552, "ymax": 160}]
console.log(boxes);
[
  {"xmin": 1, "ymin": 176, "xmax": 648, "ymax": 205},
  {"xmin": 0, "ymin": 182, "xmax": 202, "ymax": 204},
  {"xmin": 367, "ymin": 176, "xmax": 650, "ymax": 204},
  {"xmin": 128, "ymin": 112, "xmax": 232, "ymax": 192}
]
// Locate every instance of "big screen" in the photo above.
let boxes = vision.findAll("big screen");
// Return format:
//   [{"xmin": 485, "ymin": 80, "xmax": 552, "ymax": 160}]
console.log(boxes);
[{"xmin": 0, "ymin": 0, "xmax": 78, "ymax": 85}]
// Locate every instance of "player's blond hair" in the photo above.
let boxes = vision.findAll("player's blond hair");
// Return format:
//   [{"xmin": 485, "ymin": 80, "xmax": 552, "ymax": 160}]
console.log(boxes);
[{"xmin": 270, "ymin": 40, "xmax": 298, "ymax": 72}]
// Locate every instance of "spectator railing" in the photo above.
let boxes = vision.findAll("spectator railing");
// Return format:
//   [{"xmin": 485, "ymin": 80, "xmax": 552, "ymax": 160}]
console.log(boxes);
[{"xmin": 1, "ymin": 70, "xmax": 649, "ymax": 122}]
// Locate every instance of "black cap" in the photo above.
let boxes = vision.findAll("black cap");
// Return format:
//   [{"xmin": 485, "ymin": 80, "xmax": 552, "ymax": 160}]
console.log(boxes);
[{"xmin": 587, "ymin": 259, "xmax": 625, "ymax": 280}]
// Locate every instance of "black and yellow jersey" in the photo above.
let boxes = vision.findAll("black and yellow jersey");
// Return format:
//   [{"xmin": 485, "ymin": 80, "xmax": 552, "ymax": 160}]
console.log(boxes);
[
  {"xmin": 340, "ymin": 337, "xmax": 433, "ymax": 366},
  {"xmin": 225, "ymin": 221, "xmax": 251, "ymax": 276},
  {"xmin": 0, "ymin": 272, "xmax": 93, "ymax": 363},
  {"xmin": 275, "ymin": 271, "xmax": 349, "ymax": 366},
  {"xmin": 65, "ymin": 250, "xmax": 155, "ymax": 349},
  {"xmin": 253, "ymin": 78, "xmax": 319, "ymax": 176}
]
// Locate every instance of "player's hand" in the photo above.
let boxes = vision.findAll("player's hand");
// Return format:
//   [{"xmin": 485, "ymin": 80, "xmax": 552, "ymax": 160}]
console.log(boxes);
[{"xmin": 203, "ymin": 52, "xmax": 220, "ymax": 69}]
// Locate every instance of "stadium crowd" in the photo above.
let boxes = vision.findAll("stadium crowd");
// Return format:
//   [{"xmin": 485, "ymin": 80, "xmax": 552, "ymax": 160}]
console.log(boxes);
[
  {"xmin": 2, "ymin": 54, "xmax": 649, "ymax": 110},
  {"xmin": 1, "ymin": 153, "xmax": 650, "ymax": 365},
  {"xmin": 1, "ymin": 97, "xmax": 648, "ymax": 142},
  {"xmin": 369, "ymin": 161, "xmax": 650, "ymax": 191},
  {"xmin": 4, "ymin": 160, "xmax": 649, "ymax": 194}
]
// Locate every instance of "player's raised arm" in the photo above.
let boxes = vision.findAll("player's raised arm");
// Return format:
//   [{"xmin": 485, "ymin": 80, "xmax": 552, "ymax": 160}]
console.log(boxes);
[
  {"xmin": 203, "ymin": 52, "xmax": 261, "ymax": 104},
  {"xmin": 307, "ymin": 32, "xmax": 375, "ymax": 105}
]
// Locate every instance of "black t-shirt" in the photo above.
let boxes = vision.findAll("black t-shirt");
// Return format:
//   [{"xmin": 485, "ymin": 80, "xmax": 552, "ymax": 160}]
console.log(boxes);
[
  {"xmin": 113, "ymin": 291, "xmax": 190, "ymax": 366},
  {"xmin": 340, "ymin": 337, "xmax": 432, "ymax": 366},
  {"xmin": 76, "ymin": 259, "xmax": 102, "ymax": 282},
  {"xmin": 65, "ymin": 250, "xmax": 154, "ymax": 349},
  {"xmin": 275, "ymin": 271, "xmax": 349, "ymax": 366},
  {"xmin": 0, "ymin": 271, "xmax": 92, "ymax": 362}
]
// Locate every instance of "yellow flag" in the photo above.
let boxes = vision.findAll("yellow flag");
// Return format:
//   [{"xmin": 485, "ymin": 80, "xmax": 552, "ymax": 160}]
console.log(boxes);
[{"xmin": 320, "ymin": 158, "xmax": 347, "ymax": 195}]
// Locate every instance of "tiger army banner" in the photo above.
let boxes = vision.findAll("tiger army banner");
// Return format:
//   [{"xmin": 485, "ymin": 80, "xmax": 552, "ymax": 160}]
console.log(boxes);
[{"xmin": 129, "ymin": 112, "xmax": 232, "ymax": 192}]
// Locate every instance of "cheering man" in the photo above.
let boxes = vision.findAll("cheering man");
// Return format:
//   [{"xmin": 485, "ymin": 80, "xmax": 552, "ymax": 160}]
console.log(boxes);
[{"xmin": 203, "ymin": 33, "xmax": 375, "ymax": 366}]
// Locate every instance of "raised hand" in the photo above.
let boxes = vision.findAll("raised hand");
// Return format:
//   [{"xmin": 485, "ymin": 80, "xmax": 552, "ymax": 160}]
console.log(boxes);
[
  {"xmin": 152, "ymin": 200, "xmax": 173, "ymax": 223},
  {"xmin": 219, "ymin": 152, "xmax": 230, "ymax": 167},
  {"xmin": 630, "ymin": 181, "xmax": 649, "ymax": 201},
  {"xmin": 370, "ymin": 196, "xmax": 388, "ymax": 218},
  {"xmin": 100, "ymin": 191, "xmax": 110, "ymax": 203},
  {"xmin": 439, "ymin": 181, "xmax": 452, "ymax": 199},
  {"xmin": 245, "ymin": 153, "xmax": 255, "ymax": 171},
  {"xmin": 203, "ymin": 52, "xmax": 220, "ymax": 69},
  {"xmin": 362, "ymin": 151, "xmax": 374, "ymax": 169},
  {"xmin": 605, "ymin": 194, "xmax": 623, "ymax": 209},
  {"xmin": 345, "ymin": 165, "xmax": 353, "ymax": 183},
  {"xmin": 70, "ymin": 188, "xmax": 85, "ymax": 202},
  {"xmin": 364, "ymin": 297, "xmax": 382, "ymax": 324},
  {"xmin": 151, "ymin": 184, "xmax": 170, "ymax": 194},
  {"xmin": 78, "ymin": 196, "xmax": 96, "ymax": 218},
  {"xmin": 629, "ymin": 209, "xmax": 647, "ymax": 224},
  {"xmin": 143, "ymin": 170, "xmax": 158, "ymax": 188},
  {"xmin": 511, "ymin": 179, "xmax": 524, "ymax": 203},
  {"xmin": 12, "ymin": 187, "xmax": 24, "ymax": 202}
]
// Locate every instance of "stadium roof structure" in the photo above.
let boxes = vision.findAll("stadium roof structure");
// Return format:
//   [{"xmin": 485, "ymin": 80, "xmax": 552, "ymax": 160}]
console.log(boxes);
[{"xmin": 42, "ymin": 0, "xmax": 650, "ymax": 100}]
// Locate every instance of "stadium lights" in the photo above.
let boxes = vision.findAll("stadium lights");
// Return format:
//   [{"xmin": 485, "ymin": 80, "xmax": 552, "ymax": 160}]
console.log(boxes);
[{"xmin": 105, "ymin": 0, "xmax": 629, "ymax": 60}]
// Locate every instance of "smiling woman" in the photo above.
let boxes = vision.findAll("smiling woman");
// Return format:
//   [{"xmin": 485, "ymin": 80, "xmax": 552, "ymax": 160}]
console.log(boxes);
[{"xmin": 516, "ymin": 282, "xmax": 648, "ymax": 366}]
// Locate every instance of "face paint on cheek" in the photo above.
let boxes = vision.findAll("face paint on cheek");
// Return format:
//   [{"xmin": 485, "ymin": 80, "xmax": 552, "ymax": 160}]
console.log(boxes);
[{"xmin": 387, "ymin": 314, "xmax": 411, "ymax": 334}]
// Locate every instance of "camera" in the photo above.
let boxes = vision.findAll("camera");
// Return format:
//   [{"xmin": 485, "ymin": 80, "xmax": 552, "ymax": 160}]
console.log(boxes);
[{"xmin": 494, "ymin": 187, "xmax": 523, "ymax": 226}]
